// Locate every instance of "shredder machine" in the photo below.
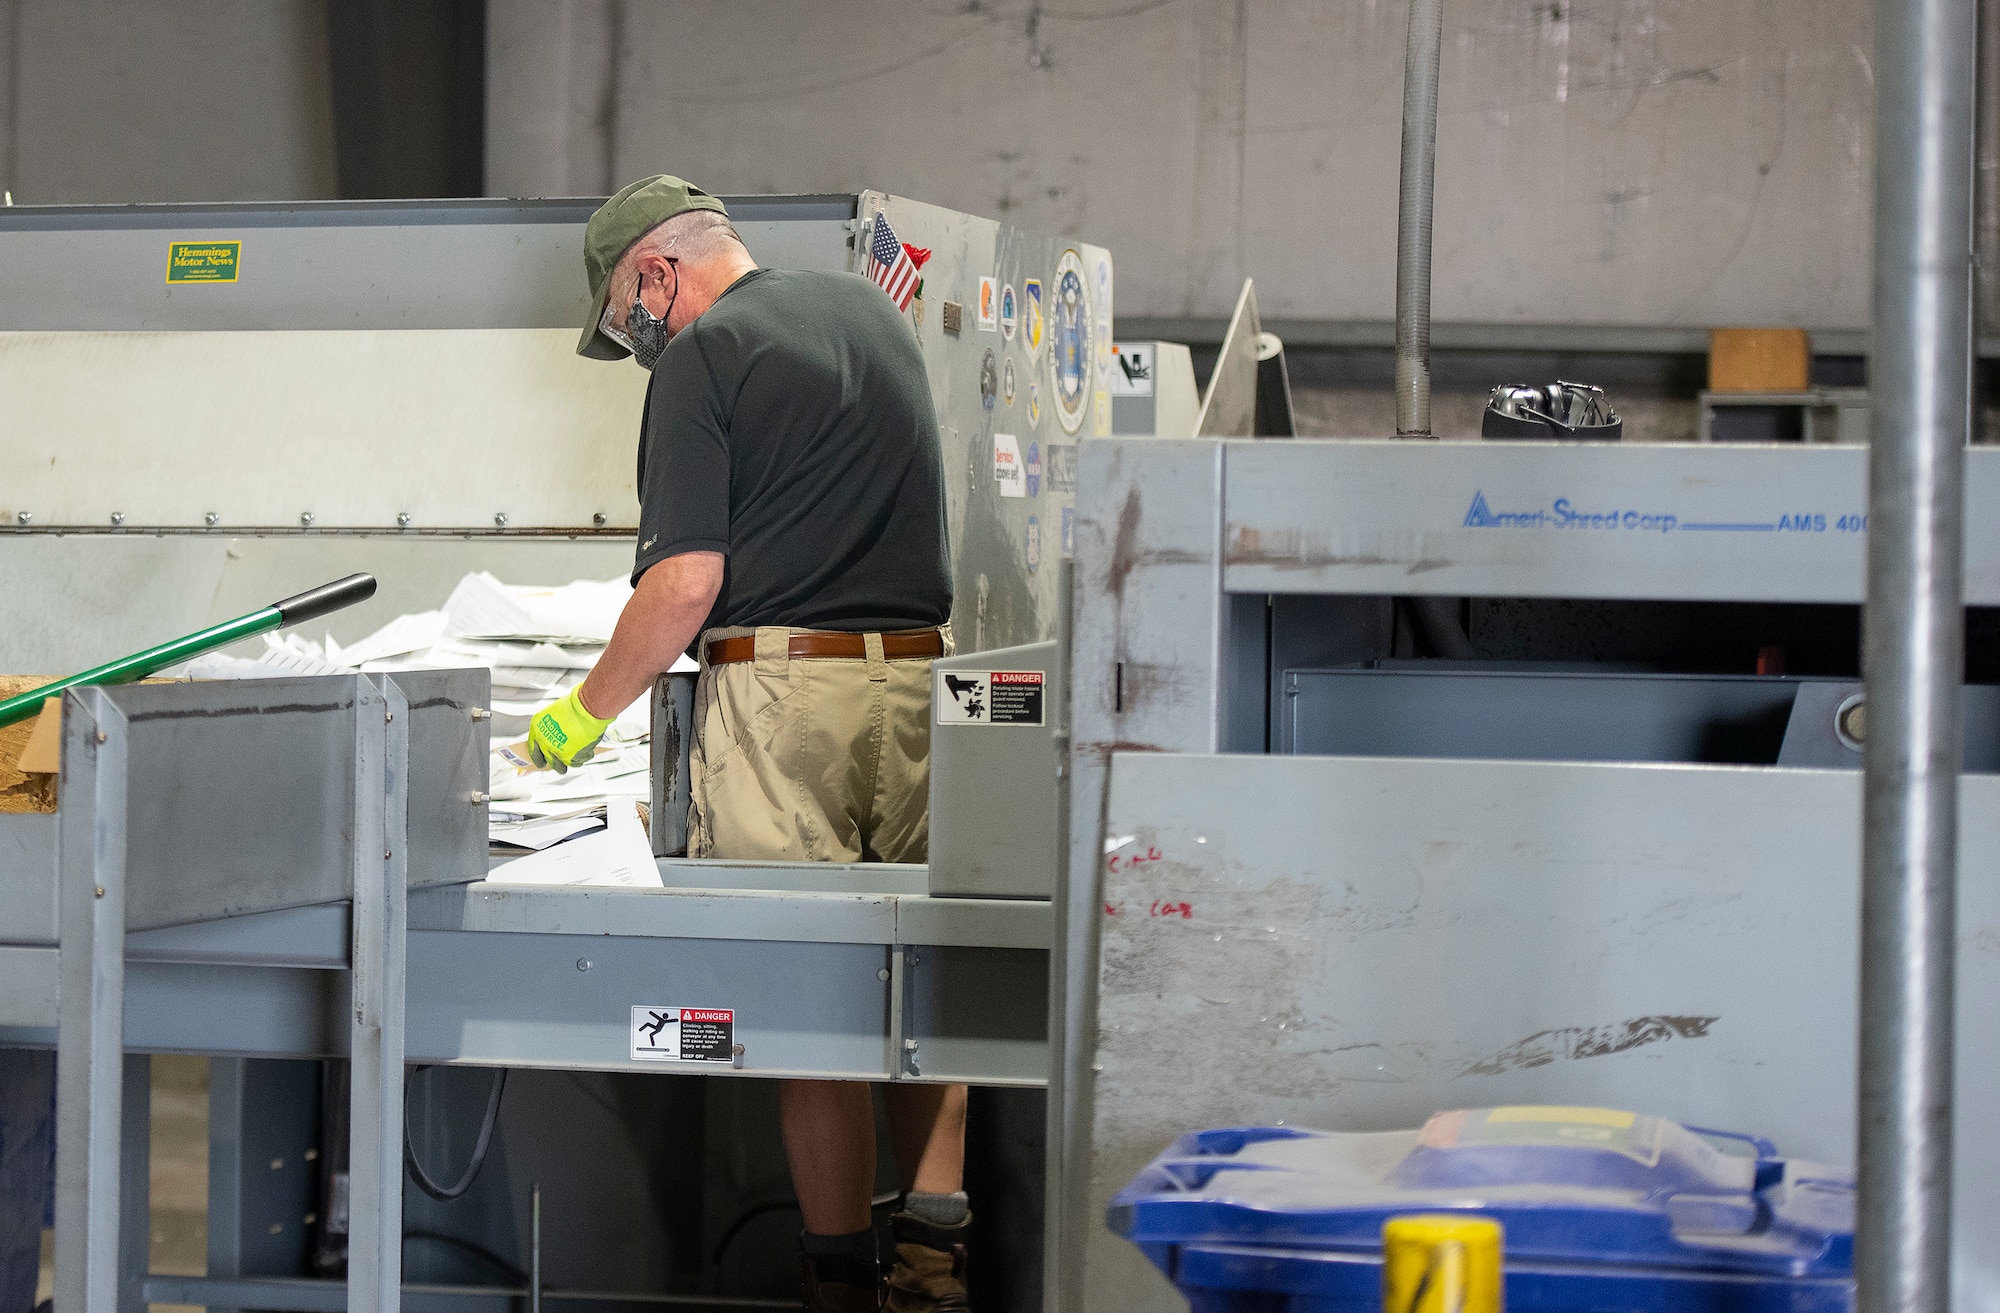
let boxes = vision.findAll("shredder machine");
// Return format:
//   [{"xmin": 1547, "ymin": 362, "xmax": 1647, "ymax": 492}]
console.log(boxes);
[{"xmin": 0, "ymin": 192, "xmax": 1108, "ymax": 1311}]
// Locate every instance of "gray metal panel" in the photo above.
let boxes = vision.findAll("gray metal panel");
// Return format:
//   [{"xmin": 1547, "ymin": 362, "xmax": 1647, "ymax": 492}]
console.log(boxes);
[
  {"xmin": 57, "ymin": 673, "xmax": 480, "ymax": 930},
  {"xmin": 895, "ymin": 896, "xmax": 1051, "ymax": 952},
  {"xmin": 0, "ymin": 812, "xmax": 57, "ymax": 945},
  {"xmin": 649, "ymin": 858, "xmax": 929, "ymax": 896},
  {"xmin": 1082, "ymin": 752, "xmax": 2000, "ymax": 1312},
  {"xmin": 928, "ymin": 640, "xmax": 1060, "ymax": 898},
  {"xmin": 123, "ymin": 904, "xmax": 349, "ymax": 969},
  {"xmin": 404, "ymin": 930, "xmax": 892, "ymax": 1078},
  {"xmin": 411, "ymin": 881, "xmax": 1050, "ymax": 949},
  {"xmin": 119, "ymin": 962, "xmax": 340, "ymax": 1058},
  {"xmin": 873, "ymin": 194, "xmax": 1114, "ymax": 654},
  {"xmin": 107, "ymin": 676, "xmax": 362, "ymax": 931},
  {"xmin": 0, "ymin": 946, "xmax": 57, "ymax": 1027},
  {"xmin": 1781, "ymin": 681, "xmax": 1869, "ymax": 767},
  {"xmin": 387, "ymin": 669, "xmax": 492, "ymax": 890},
  {"xmin": 0, "ymin": 534, "xmax": 636, "ymax": 678},
  {"xmin": 901, "ymin": 946, "xmax": 1048, "ymax": 1087},
  {"xmin": 1283, "ymin": 668, "xmax": 1811, "ymax": 763},
  {"xmin": 0, "ymin": 961, "xmax": 343, "ymax": 1058},
  {"xmin": 1054, "ymin": 437, "xmax": 1225, "ymax": 1311},
  {"xmin": 411, "ymin": 883, "xmax": 900, "ymax": 945},
  {"xmin": 1220, "ymin": 439, "xmax": 2000, "ymax": 603},
  {"xmin": 0, "ymin": 197, "xmax": 856, "ymax": 331}
]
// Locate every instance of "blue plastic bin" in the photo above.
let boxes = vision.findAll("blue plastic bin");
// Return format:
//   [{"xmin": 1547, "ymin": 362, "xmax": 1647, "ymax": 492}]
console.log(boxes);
[{"xmin": 1108, "ymin": 1106, "xmax": 1854, "ymax": 1313}]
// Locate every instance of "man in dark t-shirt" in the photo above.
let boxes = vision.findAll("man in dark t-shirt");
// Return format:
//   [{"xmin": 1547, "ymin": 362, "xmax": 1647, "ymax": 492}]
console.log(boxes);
[
  {"xmin": 523, "ymin": 177, "xmax": 969, "ymax": 1312},
  {"xmin": 632, "ymin": 263, "xmax": 952, "ymax": 633}
]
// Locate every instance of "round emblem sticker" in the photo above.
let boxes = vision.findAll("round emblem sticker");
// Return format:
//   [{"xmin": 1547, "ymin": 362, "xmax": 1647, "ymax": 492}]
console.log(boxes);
[
  {"xmin": 980, "ymin": 348, "xmax": 997, "ymax": 412},
  {"xmin": 1026, "ymin": 515, "xmax": 1042, "ymax": 573},
  {"xmin": 1050, "ymin": 249, "xmax": 1093, "ymax": 435},
  {"xmin": 1003, "ymin": 358, "xmax": 1017, "ymax": 407},
  {"xmin": 1000, "ymin": 284, "xmax": 1017, "ymax": 340},
  {"xmin": 1025, "ymin": 441, "xmax": 1042, "ymax": 497}
]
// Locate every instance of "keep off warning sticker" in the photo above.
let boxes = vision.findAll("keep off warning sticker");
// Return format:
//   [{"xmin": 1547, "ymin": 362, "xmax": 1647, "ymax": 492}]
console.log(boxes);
[
  {"xmin": 936, "ymin": 670, "xmax": 1045, "ymax": 726},
  {"xmin": 631, "ymin": 1006, "xmax": 735, "ymax": 1063}
]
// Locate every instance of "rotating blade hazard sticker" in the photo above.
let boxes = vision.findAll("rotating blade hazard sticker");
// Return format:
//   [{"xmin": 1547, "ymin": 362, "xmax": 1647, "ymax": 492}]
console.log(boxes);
[
  {"xmin": 631, "ymin": 1006, "xmax": 735, "ymax": 1063},
  {"xmin": 935, "ymin": 670, "xmax": 1045, "ymax": 726}
]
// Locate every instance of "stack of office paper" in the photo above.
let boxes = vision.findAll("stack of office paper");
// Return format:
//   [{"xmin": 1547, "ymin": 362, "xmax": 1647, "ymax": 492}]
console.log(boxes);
[{"xmin": 187, "ymin": 571, "xmax": 692, "ymax": 848}]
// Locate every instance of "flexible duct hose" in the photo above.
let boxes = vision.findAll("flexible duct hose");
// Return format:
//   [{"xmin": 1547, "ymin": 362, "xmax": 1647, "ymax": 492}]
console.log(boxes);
[{"xmin": 1395, "ymin": 0, "xmax": 1445, "ymax": 436}]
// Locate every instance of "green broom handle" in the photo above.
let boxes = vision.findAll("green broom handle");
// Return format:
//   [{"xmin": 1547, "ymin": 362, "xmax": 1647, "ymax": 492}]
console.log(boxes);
[{"xmin": 0, "ymin": 573, "xmax": 377, "ymax": 730}]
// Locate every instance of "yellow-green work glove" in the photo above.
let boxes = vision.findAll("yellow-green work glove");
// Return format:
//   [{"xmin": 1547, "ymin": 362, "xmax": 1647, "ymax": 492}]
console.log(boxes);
[{"xmin": 527, "ymin": 687, "xmax": 615, "ymax": 772}]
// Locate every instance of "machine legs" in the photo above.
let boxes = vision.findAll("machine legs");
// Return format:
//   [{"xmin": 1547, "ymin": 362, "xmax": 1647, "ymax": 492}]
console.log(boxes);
[
  {"xmin": 52, "ymin": 676, "xmax": 412, "ymax": 1313},
  {"xmin": 347, "ymin": 679, "xmax": 409, "ymax": 1313},
  {"xmin": 54, "ymin": 689, "xmax": 130, "ymax": 1313}
]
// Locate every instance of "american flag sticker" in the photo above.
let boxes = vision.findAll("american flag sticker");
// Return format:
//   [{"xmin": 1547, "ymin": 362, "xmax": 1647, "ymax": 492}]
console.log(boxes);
[{"xmin": 866, "ymin": 215, "xmax": 920, "ymax": 311}]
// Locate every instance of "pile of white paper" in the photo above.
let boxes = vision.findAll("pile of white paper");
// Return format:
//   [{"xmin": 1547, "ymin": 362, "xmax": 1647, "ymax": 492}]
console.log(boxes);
[{"xmin": 187, "ymin": 571, "xmax": 693, "ymax": 850}]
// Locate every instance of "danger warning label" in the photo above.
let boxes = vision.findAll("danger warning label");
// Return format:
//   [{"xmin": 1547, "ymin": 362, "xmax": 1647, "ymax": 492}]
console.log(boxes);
[
  {"xmin": 935, "ymin": 670, "xmax": 1045, "ymax": 726},
  {"xmin": 631, "ymin": 1006, "xmax": 735, "ymax": 1063}
]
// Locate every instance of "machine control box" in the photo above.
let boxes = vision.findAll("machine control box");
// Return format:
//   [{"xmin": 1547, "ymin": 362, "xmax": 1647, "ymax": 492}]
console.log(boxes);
[{"xmin": 927, "ymin": 639, "xmax": 1060, "ymax": 899}]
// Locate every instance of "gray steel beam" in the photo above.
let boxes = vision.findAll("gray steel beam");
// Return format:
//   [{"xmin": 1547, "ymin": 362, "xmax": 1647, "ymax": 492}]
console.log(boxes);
[
  {"xmin": 346, "ymin": 677, "xmax": 407, "ymax": 1313},
  {"xmin": 207, "ymin": 1058, "xmax": 248, "ymax": 1313},
  {"xmin": 118, "ymin": 1054, "xmax": 149, "ymax": 1313},
  {"xmin": 54, "ymin": 687, "xmax": 129, "ymax": 1313},
  {"xmin": 1052, "ymin": 438, "xmax": 1226, "ymax": 1313},
  {"xmin": 1861, "ymin": 0, "xmax": 1975, "ymax": 1308}
]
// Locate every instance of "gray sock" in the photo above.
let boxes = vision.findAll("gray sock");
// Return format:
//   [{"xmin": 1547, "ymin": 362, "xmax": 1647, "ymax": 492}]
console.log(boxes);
[{"xmin": 904, "ymin": 1190, "xmax": 970, "ymax": 1227}]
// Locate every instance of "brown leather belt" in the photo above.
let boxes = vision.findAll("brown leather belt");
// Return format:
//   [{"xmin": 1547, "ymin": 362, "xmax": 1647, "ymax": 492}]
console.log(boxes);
[{"xmin": 705, "ymin": 627, "xmax": 945, "ymax": 666}]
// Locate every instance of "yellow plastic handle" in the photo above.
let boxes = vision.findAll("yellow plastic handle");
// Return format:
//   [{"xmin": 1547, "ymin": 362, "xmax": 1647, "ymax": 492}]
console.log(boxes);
[{"xmin": 1383, "ymin": 1214, "xmax": 1504, "ymax": 1313}]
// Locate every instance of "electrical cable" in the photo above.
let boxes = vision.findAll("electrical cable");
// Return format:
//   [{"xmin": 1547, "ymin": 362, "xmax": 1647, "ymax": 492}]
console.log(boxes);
[
  {"xmin": 710, "ymin": 1190, "xmax": 903, "ymax": 1269},
  {"xmin": 403, "ymin": 1065, "xmax": 508, "ymax": 1202},
  {"xmin": 402, "ymin": 1229, "xmax": 531, "ymax": 1284}
]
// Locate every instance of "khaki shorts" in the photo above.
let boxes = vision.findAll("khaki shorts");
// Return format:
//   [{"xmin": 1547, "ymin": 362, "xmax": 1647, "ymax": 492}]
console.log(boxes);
[{"xmin": 687, "ymin": 624, "xmax": 951, "ymax": 864}]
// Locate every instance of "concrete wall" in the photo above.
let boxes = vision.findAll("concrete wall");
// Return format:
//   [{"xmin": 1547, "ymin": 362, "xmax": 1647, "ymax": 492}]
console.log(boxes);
[
  {"xmin": 0, "ymin": 0, "xmax": 337, "ymax": 204},
  {"xmin": 487, "ymin": 0, "xmax": 1874, "ymax": 328}
]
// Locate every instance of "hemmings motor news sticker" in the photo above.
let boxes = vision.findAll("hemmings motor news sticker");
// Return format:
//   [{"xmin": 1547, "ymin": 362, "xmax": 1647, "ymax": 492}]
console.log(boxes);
[
  {"xmin": 936, "ymin": 670, "xmax": 1046, "ymax": 726},
  {"xmin": 631, "ymin": 1006, "xmax": 735, "ymax": 1063}
]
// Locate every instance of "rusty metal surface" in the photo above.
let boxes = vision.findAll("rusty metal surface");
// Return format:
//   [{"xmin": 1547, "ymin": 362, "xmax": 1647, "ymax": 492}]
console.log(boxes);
[
  {"xmin": 1052, "ymin": 437, "xmax": 1226, "ymax": 1309},
  {"xmin": 1084, "ymin": 751, "xmax": 2000, "ymax": 1311}
]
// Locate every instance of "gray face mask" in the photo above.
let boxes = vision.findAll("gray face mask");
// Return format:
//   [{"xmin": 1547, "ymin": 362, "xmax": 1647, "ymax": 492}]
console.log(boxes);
[{"xmin": 623, "ymin": 259, "xmax": 678, "ymax": 371}]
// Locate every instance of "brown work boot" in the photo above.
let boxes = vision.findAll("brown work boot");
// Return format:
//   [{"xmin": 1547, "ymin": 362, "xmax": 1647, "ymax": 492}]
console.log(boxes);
[
  {"xmin": 884, "ymin": 1211, "xmax": 970, "ymax": 1313},
  {"xmin": 800, "ymin": 1254, "xmax": 884, "ymax": 1313}
]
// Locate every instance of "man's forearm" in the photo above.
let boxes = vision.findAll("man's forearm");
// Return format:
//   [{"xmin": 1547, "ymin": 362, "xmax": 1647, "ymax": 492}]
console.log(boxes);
[{"xmin": 577, "ymin": 551, "xmax": 723, "ymax": 719}]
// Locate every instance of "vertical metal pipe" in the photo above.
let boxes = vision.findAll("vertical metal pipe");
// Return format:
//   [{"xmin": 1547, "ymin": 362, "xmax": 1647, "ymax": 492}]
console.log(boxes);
[
  {"xmin": 1862, "ymin": 0, "xmax": 1973, "ymax": 1308},
  {"xmin": 530, "ymin": 1182, "xmax": 543, "ymax": 1313},
  {"xmin": 1976, "ymin": 0, "xmax": 2000, "ymax": 339},
  {"xmin": 1394, "ymin": 0, "xmax": 1444, "ymax": 437}
]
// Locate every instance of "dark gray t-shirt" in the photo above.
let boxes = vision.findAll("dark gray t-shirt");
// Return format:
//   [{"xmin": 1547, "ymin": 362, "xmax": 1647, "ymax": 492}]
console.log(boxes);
[{"xmin": 632, "ymin": 267, "xmax": 953, "ymax": 634}]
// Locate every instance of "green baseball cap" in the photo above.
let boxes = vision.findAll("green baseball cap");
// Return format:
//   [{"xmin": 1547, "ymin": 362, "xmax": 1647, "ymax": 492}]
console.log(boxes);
[{"xmin": 577, "ymin": 174, "xmax": 730, "ymax": 359}]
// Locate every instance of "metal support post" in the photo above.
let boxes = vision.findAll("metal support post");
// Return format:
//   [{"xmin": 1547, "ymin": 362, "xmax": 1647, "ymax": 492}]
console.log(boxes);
[
  {"xmin": 206, "ymin": 1057, "xmax": 248, "ymax": 1313},
  {"xmin": 1862, "ymin": 0, "xmax": 1974, "ymax": 1310},
  {"xmin": 54, "ymin": 687, "xmax": 129, "ymax": 1313},
  {"xmin": 347, "ymin": 677, "xmax": 409, "ymax": 1313},
  {"xmin": 1042, "ymin": 557, "xmax": 1076, "ymax": 1311},
  {"xmin": 118, "ymin": 1054, "xmax": 150, "ymax": 1313},
  {"xmin": 1393, "ymin": 0, "xmax": 1444, "ymax": 436}
]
